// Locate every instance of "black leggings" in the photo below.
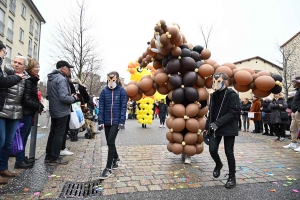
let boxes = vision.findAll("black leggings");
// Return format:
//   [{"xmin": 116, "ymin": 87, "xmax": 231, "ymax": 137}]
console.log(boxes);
[
  {"xmin": 209, "ymin": 135, "xmax": 236, "ymax": 174},
  {"xmin": 273, "ymin": 123, "xmax": 286, "ymax": 138},
  {"xmin": 160, "ymin": 116, "xmax": 166, "ymax": 125},
  {"xmin": 104, "ymin": 125, "xmax": 119, "ymax": 169}
]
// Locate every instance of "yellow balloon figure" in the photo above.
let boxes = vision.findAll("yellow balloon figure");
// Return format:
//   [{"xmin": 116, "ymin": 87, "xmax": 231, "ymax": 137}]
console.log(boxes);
[{"xmin": 127, "ymin": 61, "xmax": 165, "ymax": 126}]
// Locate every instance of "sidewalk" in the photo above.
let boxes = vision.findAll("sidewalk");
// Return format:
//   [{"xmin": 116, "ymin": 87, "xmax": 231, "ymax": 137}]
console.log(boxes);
[{"xmin": 0, "ymin": 115, "xmax": 299, "ymax": 199}]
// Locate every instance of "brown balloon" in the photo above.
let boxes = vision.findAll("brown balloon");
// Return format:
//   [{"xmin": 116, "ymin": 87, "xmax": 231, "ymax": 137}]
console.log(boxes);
[
  {"xmin": 200, "ymin": 49, "xmax": 211, "ymax": 60},
  {"xmin": 170, "ymin": 32, "xmax": 182, "ymax": 44},
  {"xmin": 204, "ymin": 59, "xmax": 217, "ymax": 66},
  {"xmin": 168, "ymin": 106, "xmax": 174, "ymax": 116},
  {"xmin": 233, "ymin": 83, "xmax": 250, "ymax": 92},
  {"xmin": 222, "ymin": 62, "xmax": 236, "ymax": 70},
  {"xmin": 166, "ymin": 115, "xmax": 175, "ymax": 129},
  {"xmin": 167, "ymin": 142, "xmax": 173, "ymax": 152},
  {"xmin": 147, "ymin": 46, "xmax": 156, "ymax": 56},
  {"xmin": 139, "ymin": 78, "xmax": 153, "ymax": 91},
  {"xmin": 195, "ymin": 143, "xmax": 204, "ymax": 154},
  {"xmin": 160, "ymin": 34, "xmax": 170, "ymax": 45},
  {"xmin": 130, "ymin": 93, "xmax": 142, "ymax": 101},
  {"xmin": 205, "ymin": 76, "xmax": 213, "ymax": 89},
  {"xmin": 240, "ymin": 67, "xmax": 255, "ymax": 74},
  {"xmin": 197, "ymin": 106, "xmax": 208, "ymax": 118},
  {"xmin": 184, "ymin": 132, "xmax": 198, "ymax": 145},
  {"xmin": 195, "ymin": 75, "xmax": 206, "ymax": 88},
  {"xmin": 252, "ymin": 73, "xmax": 259, "ymax": 80},
  {"xmin": 172, "ymin": 143, "xmax": 183, "ymax": 155},
  {"xmin": 172, "ymin": 118, "xmax": 186, "ymax": 132},
  {"xmin": 173, "ymin": 132, "xmax": 183, "ymax": 143},
  {"xmin": 153, "ymin": 60, "xmax": 163, "ymax": 70},
  {"xmin": 215, "ymin": 66, "xmax": 233, "ymax": 78},
  {"xmin": 197, "ymin": 133, "xmax": 204, "ymax": 143},
  {"xmin": 167, "ymin": 82, "xmax": 175, "ymax": 91},
  {"xmin": 144, "ymin": 87, "xmax": 156, "ymax": 96},
  {"xmin": 185, "ymin": 103, "xmax": 199, "ymax": 118},
  {"xmin": 197, "ymin": 87, "xmax": 209, "ymax": 101},
  {"xmin": 198, "ymin": 64, "xmax": 215, "ymax": 77},
  {"xmin": 197, "ymin": 117, "xmax": 206, "ymax": 130},
  {"xmin": 252, "ymin": 87, "xmax": 271, "ymax": 98},
  {"xmin": 127, "ymin": 80, "xmax": 137, "ymax": 85},
  {"xmin": 166, "ymin": 131, "xmax": 174, "ymax": 143},
  {"xmin": 257, "ymin": 70, "xmax": 271, "ymax": 76},
  {"xmin": 234, "ymin": 70, "xmax": 253, "ymax": 86},
  {"xmin": 172, "ymin": 104, "xmax": 186, "ymax": 118},
  {"xmin": 232, "ymin": 69, "xmax": 238, "ymax": 74},
  {"xmin": 254, "ymin": 75, "xmax": 275, "ymax": 91},
  {"xmin": 186, "ymin": 118, "xmax": 199, "ymax": 133},
  {"xmin": 167, "ymin": 26, "xmax": 179, "ymax": 38},
  {"xmin": 140, "ymin": 75, "xmax": 152, "ymax": 81},
  {"xmin": 213, "ymin": 63, "xmax": 220, "ymax": 70},
  {"xmin": 171, "ymin": 46, "xmax": 182, "ymax": 57},
  {"xmin": 157, "ymin": 85, "xmax": 169, "ymax": 95},
  {"xmin": 154, "ymin": 68, "xmax": 164, "ymax": 76},
  {"xmin": 125, "ymin": 84, "xmax": 139, "ymax": 97},
  {"xmin": 184, "ymin": 145, "xmax": 197, "ymax": 156},
  {"xmin": 155, "ymin": 73, "xmax": 169, "ymax": 86}
]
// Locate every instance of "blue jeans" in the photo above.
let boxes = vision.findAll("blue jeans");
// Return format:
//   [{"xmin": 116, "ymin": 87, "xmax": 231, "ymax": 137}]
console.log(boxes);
[
  {"xmin": 0, "ymin": 118, "xmax": 20, "ymax": 171},
  {"xmin": 15, "ymin": 114, "xmax": 33, "ymax": 164}
]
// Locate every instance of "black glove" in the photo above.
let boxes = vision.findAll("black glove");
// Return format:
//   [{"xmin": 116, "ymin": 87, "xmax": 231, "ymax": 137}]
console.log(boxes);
[
  {"xmin": 118, "ymin": 124, "xmax": 125, "ymax": 130},
  {"xmin": 210, "ymin": 122, "xmax": 218, "ymax": 131},
  {"xmin": 38, "ymin": 103, "xmax": 44, "ymax": 113}
]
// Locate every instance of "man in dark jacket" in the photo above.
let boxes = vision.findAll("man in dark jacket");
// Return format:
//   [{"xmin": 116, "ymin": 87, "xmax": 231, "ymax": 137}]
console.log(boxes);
[
  {"xmin": 203, "ymin": 72, "xmax": 240, "ymax": 189},
  {"xmin": 45, "ymin": 60, "xmax": 78, "ymax": 165},
  {"xmin": 261, "ymin": 97, "xmax": 273, "ymax": 136}
]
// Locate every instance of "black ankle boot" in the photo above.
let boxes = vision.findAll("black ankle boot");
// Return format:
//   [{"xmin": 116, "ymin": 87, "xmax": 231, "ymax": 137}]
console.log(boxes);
[
  {"xmin": 225, "ymin": 173, "xmax": 236, "ymax": 189},
  {"xmin": 213, "ymin": 162, "xmax": 223, "ymax": 178},
  {"xmin": 74, "ymin": 130, "xmax": 78, "ymax": 141}
]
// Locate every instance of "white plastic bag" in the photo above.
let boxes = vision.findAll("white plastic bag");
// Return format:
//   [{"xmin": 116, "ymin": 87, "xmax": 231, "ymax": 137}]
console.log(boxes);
[{"xmin": 69, "ymin": 102, "xmax": 85, "ymax": 129}]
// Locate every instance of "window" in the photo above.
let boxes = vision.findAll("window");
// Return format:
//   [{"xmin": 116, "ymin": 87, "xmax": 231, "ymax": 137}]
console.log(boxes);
[
  {"xmin": 19, "ymin": 28, "xmax": 24, "ymax": 42},
  {"xmin": 0, "ymin": 0, "xmax": 8, "ymax": 7},
  {"xmin": 33, "ymin": 43, "xmax": 37, "ymax": 59},
  {"xmin": 9, "ymin": 0, "xmax": 15, "ymax": 14},
  {"xmin": 0, "ymin": 8, "xmax": 4, "ymax": 35},
  {"xmin": 5, "ymin": 45, "xmax": 11, "ymax": 65},
  {"xmin": 7, "ymin": 17, "xmax": 13, "ymax": 42},
  {"xmin": 29, "ymin": 16, "xmax": 34, "ymax": 34},
  {"xmin": 21, "ymin": 3, "xmax": 26, "ymax": 18},
  {"xmin": 34, "ymin": 21, "xmax": 39, "ymax": 40},
  {"xmin": 28, "ymin": 37, "xmax": 32, "ymax": 57}
]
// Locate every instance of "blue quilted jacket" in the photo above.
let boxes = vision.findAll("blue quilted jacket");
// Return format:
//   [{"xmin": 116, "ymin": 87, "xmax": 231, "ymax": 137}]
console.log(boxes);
[{"xmin": 98, "ymin": 85, "xmax": 127, "ymax": 125}]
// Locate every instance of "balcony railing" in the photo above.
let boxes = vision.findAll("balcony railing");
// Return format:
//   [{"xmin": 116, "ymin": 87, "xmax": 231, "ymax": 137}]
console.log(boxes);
[
  {"xmin": 29, "ymin": 24, "xmax": 34, "ymax": 34},
  {"xmin": 7, "ymin": 28, "xmax": 13, "ymax": 42},
  {"xmin": 33, "ymin": 52, "xmax": 37, "ymax": 60},
  {"xmin": 0, "ymin": 0, "xmax": 7, "ymax": 6},
  {"xmin": 0, "ymin": 21, "xmax": 4, "ymax": 35},
  {"xmin": 28, "ymin": 46, "xmax": 32, "ymax": 57},
  {"xmin": 34, "ymin": 29, "xmax": 38, "ymax": 40},
  {"xmin": 9, "ymin": 1, "xmax": 16, "ymax": 14}
]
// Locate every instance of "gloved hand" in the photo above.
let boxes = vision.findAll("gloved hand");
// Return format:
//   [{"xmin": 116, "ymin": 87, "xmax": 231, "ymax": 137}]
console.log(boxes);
[
  {"xmin": 118, "ymin": 124, "xmax": 125, "ymax": 130},
  {"xmin": 210, "ymin": 122, "xmax": 218, "ymax": 131},
  {"xmin": 38, "ymin": 103, "xmax": 44, "ymax": 114},
  {"xmin": 98, "ymin": 124, "xmax": 103, "ymax": 131}
]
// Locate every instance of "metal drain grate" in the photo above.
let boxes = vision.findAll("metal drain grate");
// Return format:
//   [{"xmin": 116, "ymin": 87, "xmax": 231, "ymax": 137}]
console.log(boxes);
[{"xmin": 60, "ymin": 180, "xmax": 103, "ymax": 198}]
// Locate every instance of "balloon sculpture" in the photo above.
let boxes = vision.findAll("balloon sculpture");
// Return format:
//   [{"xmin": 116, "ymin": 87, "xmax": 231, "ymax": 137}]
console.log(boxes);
[{"xmin": 125, "ymin": 20, "xmax": 283, "ymax": 158}]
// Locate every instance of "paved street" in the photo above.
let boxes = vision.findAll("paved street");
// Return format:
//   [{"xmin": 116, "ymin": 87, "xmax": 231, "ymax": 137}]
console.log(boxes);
[{"xmin": 0, "ymin": 113, "xmax": 299, "ymax": 199}]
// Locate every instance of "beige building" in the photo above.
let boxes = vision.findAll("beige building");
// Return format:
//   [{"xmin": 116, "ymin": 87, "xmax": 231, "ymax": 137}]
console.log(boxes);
[
  {"xmin": 233, "ymin": 56, "xmax": 282, "ymax": 99},
  {"xmin": 0, "ymin": 0, "xmax": 45, "ymax": 66},
  {"xmin": 280, "ymin": 31, "xmax": 300, "ymax": 91}
]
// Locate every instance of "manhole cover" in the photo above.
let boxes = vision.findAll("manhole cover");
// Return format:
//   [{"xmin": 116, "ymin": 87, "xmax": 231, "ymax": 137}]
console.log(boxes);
[{"xmin": 60, "ymin": 179, "xmax": 103, "ymax": 198}]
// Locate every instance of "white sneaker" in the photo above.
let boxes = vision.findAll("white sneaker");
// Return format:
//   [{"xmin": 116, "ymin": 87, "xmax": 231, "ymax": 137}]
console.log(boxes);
[
  {"xmin": 60, "ymin": 148, "xmax": 74, "ymax": 156},
  {"xmin": 37, "ymin": 124, "xmax": 40, "ymax": 127},
  {"xmin": 159, "ymin": 125, "xmax": 162, "ymax": 128},
  {"xmin": 294, "ymin": 146, "xmax": 300, "ymax": 152},
  {"xmin": 279, "ymin": 137, "xmax": 285, "ymax": 142},
  {"xmin": 283, "ymin": 142, "xmax": 297, "ymax": 149},
  {"xmin": 184, "ymin": 156, "xmax": 191, "ymax": 164},
  {"xmin": 162, "ymin": 125, "xmax": 165, "ymax": 128},
  {"xmin": 42, "ymin": 126, "xmax": 47, "ymax": 129}
]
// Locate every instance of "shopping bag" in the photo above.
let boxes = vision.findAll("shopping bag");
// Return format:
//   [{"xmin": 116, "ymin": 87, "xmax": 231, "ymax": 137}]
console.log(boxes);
[
  {"xmin": 248, "ymin": 112, "xmax": 254, "ymax": 118},
  {"xmin": 69, "ymin": 102, "xmax": 85, "ymax": 129},
  {"xmin": 10, "ymin": 123, "xmax": 24, "ymax": 155}
]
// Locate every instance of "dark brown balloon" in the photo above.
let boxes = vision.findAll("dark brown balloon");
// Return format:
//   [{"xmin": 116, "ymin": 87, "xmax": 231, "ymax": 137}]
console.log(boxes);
[
  {"xmin": 183, "ymin": 72, "xmax": 197, "ymax": 87},
  {"xmin": 167, "ymin": 82, "xmax": 175, "ymax": 91},
  {"xmin": 197, "ymin": 106, "xmax": 208, "ymax": 118},
  {"xmin": 155, "ymin": 73, "xmax": 169, "ymax": 86},
  {"xmin": 153, "ymin": 60, "xmax": 163, "ymax": 70},
  {"xmin": 200, "ymin": 49, "xmax": 211, "ymax": 60},
  {"xmin": 172, "ymin": 143, "xmax": 183, "ymax": 155},
  {"xmin": 198, "ymin": 64, "xmax": 214, "ymax": 77},
  {"xmin": 252, "ymin": 87, "xmax": 271, "ymax": 98},
  {"xmin": 184, "ymin": 145, "xmax": 196, "ymax": 156},
  {"xmin": 130, "ymin": 93, "xmax": 142, "ymax": 101},
  {"xmin": 233, "ymin": 83, "xmax": 250, "ymax": 92},
  {"xmin": 139, "ymin": 78, "xmax": 153, "ymax": 91},
  {"xmin": 166, "ymin": 115, "xmax": 175, "ymax": 129},
  {"xmin": 157, "ymin": 85, "xmax": 169, "ymax": 95},
  {"xmin": 172, "ymin": 104, "xmax": 186, "ymax": 118},
  {"xmin": 160, "ymin": 33, "xmax": 170, "ymax": 45},
  {"xmin": 186, "ymin": 118, "xmax": 199, "ymax": 133},
  {"xmin": 195, "ymin": 75, "xmax": 205, "ymax": 88},
  {"xmin": 169, "ymin": 74, "xmax": 182, "ymax": 88},
  {"xmin": 185, "ymin": 103, "xmax": 199, "ymax": 118},
  {"xmin": 195, "ymin": 143, "xmax": 204, "ymax": 154},
  {"xmin": 165, "ymin": 59, "xmax": 181, "ymax": 75},
  {"xmin": 205, "ymin": 76, "xmax": 213, "ymax": 89},
  {"xmin": 185, "ymin": 87, "xmax": 199, "ymax": 102},
  {"xmin": 172, "ymin": 118, "xmax": 186, "ymax": 132},
  {"xmin": 144, "ymin": 87, "xmax": 156, "ymax": 96},
  {"xmin": 171, "ymin": 47, "xmax": 182, "ymax": 57},
  {"xmin": 125, "ymin": 84, "xmax": 139, "ymax": 97},
  {"xmin": 254, "ymin": 76, "xmax": 275, "ymax": 91},
  {"xmin": 166, "ymin": 131, "xmax": 174, "ymax": 143},
  {"xmin": 180, "ymin": 57, "xmax": 197, "ymax": 71},
  {"xmin": 197, "ymin": 87, "xmax": 209, "ymax": 101},
  {"xmin": 234, "ymin": 70, "xmax": 253, "ymax": 86},
  {"xmin": 184, "ymin": 133, "xmax": 197, "ymax": 145}
]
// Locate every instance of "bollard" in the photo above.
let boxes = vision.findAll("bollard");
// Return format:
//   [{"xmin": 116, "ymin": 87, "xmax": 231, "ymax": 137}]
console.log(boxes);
[{"xmin": 29, "ymin": 113, "xmax": 38, "ymax": 158}]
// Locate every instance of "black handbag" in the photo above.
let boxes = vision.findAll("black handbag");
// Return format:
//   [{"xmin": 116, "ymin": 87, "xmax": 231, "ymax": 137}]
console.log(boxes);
[{"xmin": 280, "ymin": 111, "xmax": 289, "ymax": 120}]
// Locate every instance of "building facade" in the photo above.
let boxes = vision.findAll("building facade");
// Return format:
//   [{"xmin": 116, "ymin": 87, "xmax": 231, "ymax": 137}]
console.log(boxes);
[
  {"xmin": 0, "ymin": 0, "xmax": 45, "ymax": 66},
  {"xmin": 233, "ymin": 56, "xmax": 282, "ymax": 99}
]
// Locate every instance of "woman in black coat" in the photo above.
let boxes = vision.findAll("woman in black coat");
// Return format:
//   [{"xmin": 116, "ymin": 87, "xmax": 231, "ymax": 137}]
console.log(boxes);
[
  {"xmin": 261, "ymin": 97, "xmax": 274, "ymax": 136},
  {"xmin": 269, "ymin": 93, "xmax": 289, "ymax": 141},
  {"xmin": 158, "ymin": 99, "xmax": 168, "ymax": 128}
]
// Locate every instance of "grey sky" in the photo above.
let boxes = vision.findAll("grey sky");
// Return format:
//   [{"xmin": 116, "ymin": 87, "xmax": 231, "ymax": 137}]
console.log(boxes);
[{"xmin": 34, "ymin": 0, "xmax": 300, "ymax": 84}]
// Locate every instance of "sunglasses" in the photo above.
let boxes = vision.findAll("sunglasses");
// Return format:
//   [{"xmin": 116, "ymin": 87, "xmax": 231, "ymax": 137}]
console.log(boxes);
[{"xmin": 13, "ymin": 61, "xmax": 24, "ymax": 65}]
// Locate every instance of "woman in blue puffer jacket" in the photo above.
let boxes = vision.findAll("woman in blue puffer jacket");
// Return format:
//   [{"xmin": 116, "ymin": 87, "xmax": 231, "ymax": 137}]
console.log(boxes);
[{"xmin": 98, "ymin": 71, "xmax": 127, "ymax": 180}]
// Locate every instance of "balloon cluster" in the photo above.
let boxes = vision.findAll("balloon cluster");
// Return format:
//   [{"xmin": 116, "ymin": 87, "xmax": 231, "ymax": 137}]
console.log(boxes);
[
  {"xmin": 136, "ymin": 97, "xmax": 154, "ymax": 125},
  {"xmin": 125, "ymin": 19, "xmax": 283, "ymax": 157}
]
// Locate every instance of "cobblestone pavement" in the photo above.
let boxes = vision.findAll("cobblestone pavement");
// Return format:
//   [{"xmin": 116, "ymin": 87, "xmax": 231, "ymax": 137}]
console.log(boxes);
[{"xmin": 0, "ymin": 113, "xmax": 299, "ymax": 199}]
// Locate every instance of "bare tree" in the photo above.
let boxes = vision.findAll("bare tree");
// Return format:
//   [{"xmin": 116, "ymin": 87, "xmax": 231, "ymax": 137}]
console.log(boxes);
[
  {"xmin": 198, "ymin": 24, "xmax": 213, "ymax": 48},
  {"xmin": 49, "ymin": 0, "xmax": 104, "ymax": 86},
  {"xmin": 275, "ymin": 43, "xmax": 298, "ymax": 99}
]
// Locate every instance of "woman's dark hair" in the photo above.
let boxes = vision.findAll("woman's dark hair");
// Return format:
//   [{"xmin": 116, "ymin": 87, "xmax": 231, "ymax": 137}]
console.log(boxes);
[{"xmin": 0, "ymin": 42, "xmax": 6, "ymax": 51}]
